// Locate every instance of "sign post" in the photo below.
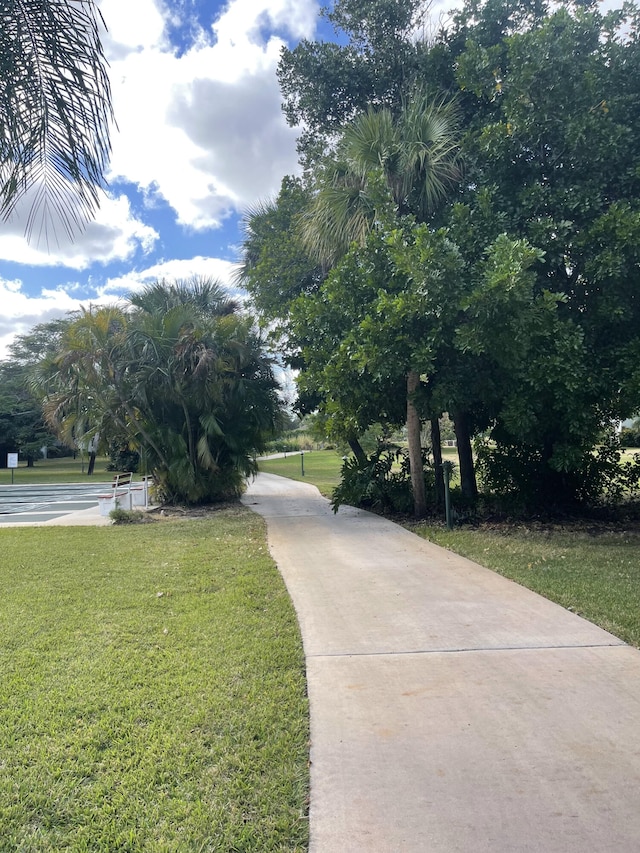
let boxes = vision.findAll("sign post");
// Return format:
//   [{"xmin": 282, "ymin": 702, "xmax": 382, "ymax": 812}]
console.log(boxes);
[
  {"xmin": 442, "ymin": 460, "xmax": 453, "ymax": 530},
  {"xmin": 7, "ymin": 452, "xmax": 18, "ymax": 485}
]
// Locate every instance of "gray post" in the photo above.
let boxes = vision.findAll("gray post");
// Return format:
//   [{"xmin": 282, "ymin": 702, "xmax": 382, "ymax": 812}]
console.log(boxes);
[{"xmin": 443, "ymin": 460, "xmax": 453, "ymax": 530}]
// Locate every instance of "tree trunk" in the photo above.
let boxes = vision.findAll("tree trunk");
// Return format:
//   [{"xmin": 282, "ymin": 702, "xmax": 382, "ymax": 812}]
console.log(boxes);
[
  {"xmin": 407, "ymin": 371, "xmax": 427, "ymax": 518},
  {"xmin": 347, "ymin": 437, "xmax": 367, "ymax": 464},
  {"xmin": 453, "ymin": 409, "xmax": 477, "ymax": 502},
  {"xmin": 87, "ymin": 450, "xmax": 96, "ymax": 476},
  {"xmin": 430, "ymin": 416, "xmax": 444, "ymax": 509}
]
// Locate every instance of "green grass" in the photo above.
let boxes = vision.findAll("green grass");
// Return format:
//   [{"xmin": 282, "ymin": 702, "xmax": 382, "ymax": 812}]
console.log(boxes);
[
  {"xmin": 0, "ymin": 457, "xmax": 117, "ymax": 485},
  {"xmin": 259, "ymin": 450, "xmax": 344, "ymax": 498},
  {"xmin": 0, "ymin": 507, "xmax": 309, "ymax": 851},
  {"xmin": 413, "ymin": 524, "xmax": 640, "ymax": 647},
  {"xmin": 259, "ymin": 447, "xmax": 460, "ymax": 499}
]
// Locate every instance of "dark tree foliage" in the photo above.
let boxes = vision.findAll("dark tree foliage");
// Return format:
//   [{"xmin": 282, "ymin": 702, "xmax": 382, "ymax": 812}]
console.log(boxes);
[
  {"xmin": 442, "ymin": 0, "xmax": 640, "ymax": 503},
  {"xmin": 238, "ymin": 176, "xmax": 325, "ymax": 338},
  {"xmin": 258, "ymin": 0, "xmax": 640, "ymax": 510},
  {"xmin": 0, "ymin": 319, "xmax": 73, "ymax": 466},
  {"xmin": 277, "ymin": 0, "xmax": 439, "ymax": 166}
]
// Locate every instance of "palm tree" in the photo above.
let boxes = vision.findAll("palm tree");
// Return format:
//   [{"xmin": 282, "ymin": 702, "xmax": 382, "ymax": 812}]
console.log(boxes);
[
  {"xmin": 0, "ymin": 0, "xmax": 113, "ymax": 241},
  {"xmin": 34, "ymin": 305, "xmax": 135, "ymax": 474},
  {"xmin": 302, "ymin": 92, "xmax": 461, "ymax": 517},
  {"xmin": 38, "ymin": 279, "xmax": 282, "ymax": 504}
]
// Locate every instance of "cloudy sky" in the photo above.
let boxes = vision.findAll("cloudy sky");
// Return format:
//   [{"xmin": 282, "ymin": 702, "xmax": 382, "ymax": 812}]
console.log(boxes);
[{"xmin": 0, "ymin": 0, "xmax": 334, "ymax": 357}]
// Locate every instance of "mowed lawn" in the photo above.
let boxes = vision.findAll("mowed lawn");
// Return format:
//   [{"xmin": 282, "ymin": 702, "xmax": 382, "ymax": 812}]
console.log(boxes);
[
  {"xmin": 0, "ymin": 508, "xmax": 309, "ymax": 851},
  {"xmin": 258, "ymin": 446, "xmax": 460, "ymax": 499},
  {"xmin": 259, "ymin": 451, "xmax": 343, "ymax": 498},
  {"xmin": 0, "ymin": 457, "xmax": 116, "ymax": 485}
]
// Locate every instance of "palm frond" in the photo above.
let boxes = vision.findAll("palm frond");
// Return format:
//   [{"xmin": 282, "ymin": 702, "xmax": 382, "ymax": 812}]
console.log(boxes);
[
  {"xmin": 0, "ymin": 0, "xmax": 114, "ymax": 241},
  {"xmin": 301, "ymin": 93, "xmax": 461, "ymax": 265}
]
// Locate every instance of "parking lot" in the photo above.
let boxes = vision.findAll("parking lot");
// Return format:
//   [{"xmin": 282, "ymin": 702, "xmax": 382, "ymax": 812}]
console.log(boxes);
[{"xmin": 0, "ymin": 482, "xmax": 109, "ymax": 525}]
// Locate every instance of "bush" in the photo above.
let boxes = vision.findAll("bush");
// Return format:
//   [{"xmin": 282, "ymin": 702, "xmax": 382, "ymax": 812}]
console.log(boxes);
[
  {"xmin": 475, "ymin": 430, "xmax": 640, "ymax": 510},
  {"xmin": 266, "ymin": 431, "xmax": 316, "ymax": 453},
  {"xmin": 107, "ymin": 442, "xmax": 140, "ymax": 473},
  {"xmin": 109, "ymin": 509, "xmax": 147, "ymax": 524},
  {"xmin": 331, "ymin": 443, "xmax": 433, "ymax": 515}
]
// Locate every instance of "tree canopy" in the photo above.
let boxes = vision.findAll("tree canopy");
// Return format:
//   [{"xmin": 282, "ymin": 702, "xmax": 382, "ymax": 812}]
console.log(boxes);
[
  {"xmin": 240, "ymin": 0, "xmax": 640, "ymax": 512},
  {"xmin": 29, "ymin": 279, "xmax": 283, "ymax": 503}
]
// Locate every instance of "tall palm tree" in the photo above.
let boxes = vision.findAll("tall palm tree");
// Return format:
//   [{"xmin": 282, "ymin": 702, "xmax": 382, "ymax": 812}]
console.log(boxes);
[
  {"xmin": 302, "ymin": 92, "xmax": 461, "ymax": 517},
  {"xmin": 125, "ymin": 279, "xmax": 282, "ymax": 503},
  {"xmin": 301, "ymin": 94, "xmax": 460, "ymax": 262},
  {"xmin": 0, "ymin": 0, "xmax": 113, "ymax": 241},
  {"xmin": 34, "ymin": 305, "xmax": 136, "ymax": 474}
]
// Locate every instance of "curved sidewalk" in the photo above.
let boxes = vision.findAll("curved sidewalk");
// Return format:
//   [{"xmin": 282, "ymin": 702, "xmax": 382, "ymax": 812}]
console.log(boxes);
[{"xmin": 243, "ymin": 473, "xmax": 640, "ymax": 853}]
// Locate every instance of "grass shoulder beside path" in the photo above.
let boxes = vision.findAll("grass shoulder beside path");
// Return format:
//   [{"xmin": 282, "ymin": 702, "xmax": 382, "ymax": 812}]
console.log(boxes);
[
  {"xmin": 0, "ymin": 507, "xmax": 309, "ymax": 851},
  {"xmin": 258, "ymin": 453, "xmax": 640, "ymax": 648},
  {"xmin": 413, "ymin": 523, "xmax": 640, "ymax": 648}
]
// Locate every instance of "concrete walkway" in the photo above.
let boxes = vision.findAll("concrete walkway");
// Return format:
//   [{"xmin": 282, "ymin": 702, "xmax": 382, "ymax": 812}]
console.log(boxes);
[{"xmin": 243, "ymin": 473, "xmax": 640, "ymax": 852}]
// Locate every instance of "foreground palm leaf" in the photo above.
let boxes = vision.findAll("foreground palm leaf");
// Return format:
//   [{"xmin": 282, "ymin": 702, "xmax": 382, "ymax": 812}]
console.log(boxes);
[{"xmin": 0, "ymin": 0, "xmax": 113, "ymax": 241}]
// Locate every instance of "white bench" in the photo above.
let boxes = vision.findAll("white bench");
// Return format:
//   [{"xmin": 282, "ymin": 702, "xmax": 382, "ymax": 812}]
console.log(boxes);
[
  {"xmin": 98, "ymin": 474, "xmax": 154, "ymax": 515},
  {"xmin": 98, "ymin": 473, "xmax": 134, "ymax": 515}
]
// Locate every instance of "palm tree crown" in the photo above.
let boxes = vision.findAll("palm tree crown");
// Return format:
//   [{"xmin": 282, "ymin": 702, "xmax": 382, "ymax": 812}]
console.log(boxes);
[{"xmin": 302, "ymin": 92, "xmax": 460, "ymax": 265}]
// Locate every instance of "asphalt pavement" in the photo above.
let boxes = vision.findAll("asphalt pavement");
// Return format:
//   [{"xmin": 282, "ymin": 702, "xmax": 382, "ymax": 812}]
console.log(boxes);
[
  {"xmin": 243, "ymin": 472, "xmax": 640, "ymax": 853},
  {"xmin": 0, "ymin": 482, "xmax": 111, "ymax": 525}
]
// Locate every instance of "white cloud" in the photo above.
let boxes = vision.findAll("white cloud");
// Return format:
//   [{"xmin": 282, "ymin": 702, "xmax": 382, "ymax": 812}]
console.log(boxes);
[
  {"xmin": 104, "ymin": 0, "xmax": 317, "ymax": 230},
  {"xmin": 0, "ymin": 278, "xmax": 114, "ymax": 359},
  {"xmin": 0, "ymin": 253, "xmax": 242, "ymax": 359},
  {"xmin": 214, "ymin": 0, "xmax": 318, "ymax": 46},
  {"xmin": 0, "ymin": 194, "xmax": 158, "ymax": 270},
  {"xmin": 99, "ymin": 0, "xmax": 168, "ymax": 55},
  {"xmin": 99, "ymin": 255, "xmax": 240, "ymax": 296}
]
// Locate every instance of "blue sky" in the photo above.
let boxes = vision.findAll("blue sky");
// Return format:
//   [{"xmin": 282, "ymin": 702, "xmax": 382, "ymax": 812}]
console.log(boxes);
[{"xmin": 0, "ymin": 0, "xmax": 333, "ymax": 356}]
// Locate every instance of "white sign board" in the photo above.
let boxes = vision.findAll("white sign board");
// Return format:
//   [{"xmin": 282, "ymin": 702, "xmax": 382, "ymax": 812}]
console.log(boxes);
[{"xmin": 7, "ymin": 453, "xmax": 18, "ymax": 469}]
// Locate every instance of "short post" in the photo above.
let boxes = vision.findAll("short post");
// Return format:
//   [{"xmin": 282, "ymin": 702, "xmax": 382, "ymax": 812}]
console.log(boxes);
[
  {"xmin": 300, "ymin": 451, "xmax": 305, "ymax": 476},
  {"xmin": 443, "ymin": 460, "xmax": 453, "ymax": 530}
]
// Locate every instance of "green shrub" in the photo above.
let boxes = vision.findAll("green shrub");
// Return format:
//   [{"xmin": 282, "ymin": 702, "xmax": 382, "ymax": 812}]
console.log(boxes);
[
  {"xmin": 107, "ymin": 442, "xmax": 140, "ymax": 473},
  {"xmin": 109, "ymin": 508, "xmax": 147, "ymax": 524},
  {"xmin": 476, "ymin": 430, "xmax": 640, "ymax": 510},
  {"xmin": 331, "ymin": 444, "xmax": 433, "ymax": 515},
  {"xmin": 266, "ymin": 431, "xmax": 316, "ymax": 453}
]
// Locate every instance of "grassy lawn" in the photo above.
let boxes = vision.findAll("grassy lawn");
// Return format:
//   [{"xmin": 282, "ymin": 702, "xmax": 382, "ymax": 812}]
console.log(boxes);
[
  {"xmin": 0, "ymin": 507, "xmax": 309, "ymax": 850},
  {"xmin": 258, "ymin": 447, "xmax": 460, "ymax": 499},
  {"xmin": 412, "ymin": 523, "xmax": 640, "ymax": 647},
  {"xmin": 259, "ymin": 451, "xmax": 344, "ymax": 498},
  {"xmin": 0, "ymin": 457, "xmax": 118, "ymax": 485}
]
